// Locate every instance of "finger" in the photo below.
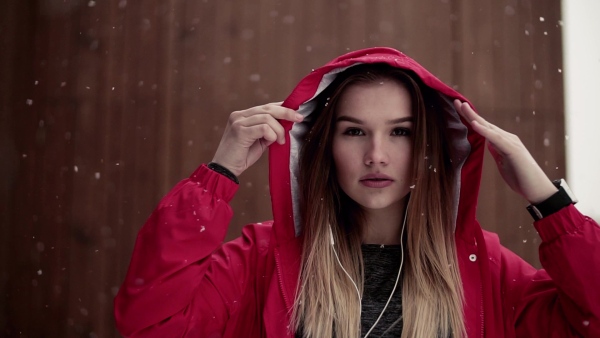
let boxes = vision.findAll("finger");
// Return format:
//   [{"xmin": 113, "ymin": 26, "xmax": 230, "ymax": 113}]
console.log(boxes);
[
  {"xmin": 455, "ymin": 101, "xmax": 515, "ymax": 147},
  {"xmin": 240, "ymin": 124, "xmax": 279, "ymax": 145},
  {"xmin": 236, "ymin": 113, "xmax": 287, "ymax": 144},
  {"xmin": 240, "ymin": 104, "xmax": 303, "ymax": 122},
  {"xmin": 454, "ymin": 100, "xmax": 492, "ymax": 129},
  {"xmin": 473, "ymin": 120, "xmax": 522, "ymax": 156},
  {"xmin": 471, "ymin": 120, "xmax": 504, "ymax": 145},
  {"xmin": 452, "ymin": 99, "xmax": 462, "ymax": 114}
]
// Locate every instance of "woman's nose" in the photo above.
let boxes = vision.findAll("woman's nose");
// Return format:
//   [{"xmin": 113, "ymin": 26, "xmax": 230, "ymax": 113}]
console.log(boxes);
[{"xmin": 364, "ymin": 138, "xmax": 389, "ymax": 166}]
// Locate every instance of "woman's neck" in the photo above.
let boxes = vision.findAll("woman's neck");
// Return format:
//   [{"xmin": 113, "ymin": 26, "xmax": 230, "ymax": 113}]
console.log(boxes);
[{"xmin": 361, "ymin": 200, "xmax": 407, "ymax": 245}]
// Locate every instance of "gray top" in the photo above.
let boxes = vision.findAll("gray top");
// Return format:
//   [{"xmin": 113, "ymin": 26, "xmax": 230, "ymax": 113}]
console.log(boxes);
[{"xmin": 360, "ymin": 244, "xmax": 403, "ymax": 337}]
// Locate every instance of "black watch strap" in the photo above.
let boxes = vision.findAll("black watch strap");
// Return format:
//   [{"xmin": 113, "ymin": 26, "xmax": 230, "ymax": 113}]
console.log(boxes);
[
  {"xmin": 207, "ymin": 162, "xmax": 239, "ymax": 184},
  {"xmin": 526, "ymin": 179, "xmax": 577, "ymax": 221}
]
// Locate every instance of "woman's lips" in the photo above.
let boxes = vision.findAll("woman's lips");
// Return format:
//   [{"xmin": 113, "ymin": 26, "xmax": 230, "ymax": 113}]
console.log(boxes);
[
  {"xmin": 359, "ymin": 174, "xmax": 394, "ymax": 188},
  {"xmin": 360, "ymin": 179, "xmax": 393, "ymax": 188}
]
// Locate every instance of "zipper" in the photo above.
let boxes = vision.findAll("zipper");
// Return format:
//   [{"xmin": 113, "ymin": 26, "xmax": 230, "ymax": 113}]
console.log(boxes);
[
  {"xmin": 473, "ymin": 235, "xmax": 484, "ymax": 338},
  {"xmin": 474, "ymin": 235, "xmax": 484, "ymax": 338},
  {"xmin": 275, "ymin": 248, "xmax": 292, "ymax": 310},
  {"xmin": 274, "ymin": 248, "xmax": 294, "ymax": 338},
  {"xmin": 480, "ymin": 281, "xmax": 484, "ymax": 338}
]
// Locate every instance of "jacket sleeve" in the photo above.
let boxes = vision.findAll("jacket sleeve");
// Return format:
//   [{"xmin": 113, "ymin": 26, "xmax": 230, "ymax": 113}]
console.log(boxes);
[
  {"xmin": 114, "ymin": 164, "xmax": 267, "ymax": 337},
  {"xmin": 500, "ymin": 205, "xmax": 600, "ymax": 337}
]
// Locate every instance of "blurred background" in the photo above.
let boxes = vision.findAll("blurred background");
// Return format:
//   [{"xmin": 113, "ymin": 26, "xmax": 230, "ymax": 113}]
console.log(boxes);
[{"xmin": 1, "ymin": 0, "xmax": 598, "ymax": 336}]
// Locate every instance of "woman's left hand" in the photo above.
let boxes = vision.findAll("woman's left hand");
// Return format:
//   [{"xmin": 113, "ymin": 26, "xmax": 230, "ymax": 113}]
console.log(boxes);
[{"xmin": 453, "ymin": 99, "xmax": 557, "ymax": 204}]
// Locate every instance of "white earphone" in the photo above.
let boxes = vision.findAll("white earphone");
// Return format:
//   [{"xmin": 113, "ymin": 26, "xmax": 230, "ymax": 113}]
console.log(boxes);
[
  {"xmin": 329, "ymin": 225, "xmax": 362, "ymax": 302},
  {"xmin": 329, "ymin": 206, "xmax": 407, "ymax": 337}
]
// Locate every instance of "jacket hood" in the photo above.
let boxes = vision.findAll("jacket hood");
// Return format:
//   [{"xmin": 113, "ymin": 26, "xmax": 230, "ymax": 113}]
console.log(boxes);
[{"xmin": 269, "ymin": 47, "xmax": 485, "ymax": 247}]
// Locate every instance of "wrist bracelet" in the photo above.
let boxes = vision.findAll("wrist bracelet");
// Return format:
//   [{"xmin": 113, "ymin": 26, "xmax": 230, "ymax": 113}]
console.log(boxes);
[
  {"xmin": 207, "ymin": 162, "xmax": 239, "ymax": 184},
  {"xmin": 526, "ymin": 179, "xmax": 577, "ymax": 221}
]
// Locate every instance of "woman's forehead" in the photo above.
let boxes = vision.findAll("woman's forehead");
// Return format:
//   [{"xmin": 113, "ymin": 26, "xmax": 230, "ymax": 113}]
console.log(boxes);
[{"xmin": 336, "ymin": 81, "xmax": 413, "ymax": 120}]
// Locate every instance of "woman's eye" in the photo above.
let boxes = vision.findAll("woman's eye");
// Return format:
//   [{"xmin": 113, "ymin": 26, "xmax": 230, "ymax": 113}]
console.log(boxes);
[
  {"xmin": 392, "ymin": 128, "xmax": 411, "ymax": 136},
  {"xmin": 343, "ymin": 128, "xmax": 364, "ymax": 136}
]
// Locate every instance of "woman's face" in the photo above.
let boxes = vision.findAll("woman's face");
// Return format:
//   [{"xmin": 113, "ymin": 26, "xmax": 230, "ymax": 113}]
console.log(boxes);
[{"xmin": 332, "ymin": 79, "xmax": 413, "ymax": 212}]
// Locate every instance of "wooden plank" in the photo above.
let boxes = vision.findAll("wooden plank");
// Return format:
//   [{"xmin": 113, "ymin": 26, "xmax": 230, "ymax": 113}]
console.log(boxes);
[
  {"xmin": 66, "ymin": 1, "xmax": 114, "ymax": 336},
  {"xmin": 380, "ymin": 0, "xmax": 455, "ymax": 82},
  {"xmin": 0, "ymin": 0, "xmax": 27, "ymax": 332},
  {"xmin": 0, "ymin": 0, "xmax": 41, "ymax": 336}
]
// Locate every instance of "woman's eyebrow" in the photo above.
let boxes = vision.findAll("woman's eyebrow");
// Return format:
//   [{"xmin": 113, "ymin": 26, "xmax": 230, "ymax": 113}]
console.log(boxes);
[
  {"xmin": 387, "ymin": 117, "xmax": 413, "ymax": 124},
  {"xmin": 335, "ymin": 116, "xmax": 413, "ymax": 124},
  {"xmin": 336, "ymin": 116, "xmax": 363, "ymax": 124}
]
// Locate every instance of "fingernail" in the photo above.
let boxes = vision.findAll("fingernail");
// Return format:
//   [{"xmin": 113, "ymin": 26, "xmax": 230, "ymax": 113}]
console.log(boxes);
[{"xmin": 295, "ymin": 113, "xmax": 304, "ymax": 121}]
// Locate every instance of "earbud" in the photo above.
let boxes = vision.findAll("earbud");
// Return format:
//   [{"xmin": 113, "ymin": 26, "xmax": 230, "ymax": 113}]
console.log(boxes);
[{"xmin": 328, "ymin": 224, "xmax": 335, "ymax": 245}]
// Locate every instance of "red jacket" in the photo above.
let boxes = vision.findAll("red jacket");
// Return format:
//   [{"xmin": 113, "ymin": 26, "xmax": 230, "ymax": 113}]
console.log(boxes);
[{"xmin": 114, "ymin": 48, "xmax": 600, "ymax": 337}]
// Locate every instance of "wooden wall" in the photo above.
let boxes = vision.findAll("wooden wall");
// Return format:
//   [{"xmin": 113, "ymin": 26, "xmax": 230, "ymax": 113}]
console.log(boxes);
[{"xmin": 0, "ymin": 0, "xmax": 565, "ymax": 336}]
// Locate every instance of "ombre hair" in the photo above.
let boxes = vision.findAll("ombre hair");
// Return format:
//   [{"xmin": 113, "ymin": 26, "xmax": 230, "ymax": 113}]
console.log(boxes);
[{"xmin": 292, "ymin": 64, "xmax": 465, "ymax": 338}]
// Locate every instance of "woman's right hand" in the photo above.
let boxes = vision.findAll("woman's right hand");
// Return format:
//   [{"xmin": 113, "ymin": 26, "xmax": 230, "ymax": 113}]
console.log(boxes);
[{"xmin": 211, "ymin": 103, "xmax": 303, "ymax": 177}]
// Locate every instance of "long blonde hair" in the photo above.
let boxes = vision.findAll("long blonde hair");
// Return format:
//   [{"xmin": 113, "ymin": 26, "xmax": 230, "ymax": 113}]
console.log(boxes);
[{"xmin": 292, "ymin": 64, "xmax": 465, "ymax": 338}]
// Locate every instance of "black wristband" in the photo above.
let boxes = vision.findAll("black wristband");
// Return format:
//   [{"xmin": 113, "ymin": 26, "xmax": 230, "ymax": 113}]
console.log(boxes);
[
  {"xmin": 526, "ymin": 179, "xmax": 577, "ymax": 221},
  {"xmin": 207, "ymin": 162, "xmax": 239, "ymax": 184}
]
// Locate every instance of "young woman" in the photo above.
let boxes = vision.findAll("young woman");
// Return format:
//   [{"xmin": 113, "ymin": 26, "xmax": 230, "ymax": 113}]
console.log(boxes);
[{"xmin": 114, "ymin": 47, "xmax": 599, "ymax": 337}]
